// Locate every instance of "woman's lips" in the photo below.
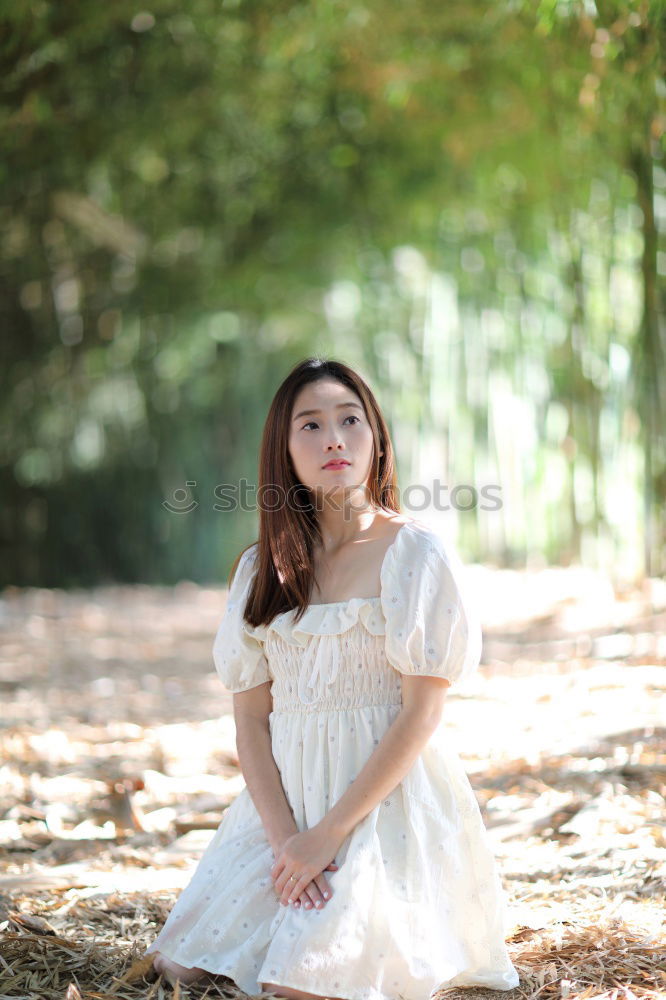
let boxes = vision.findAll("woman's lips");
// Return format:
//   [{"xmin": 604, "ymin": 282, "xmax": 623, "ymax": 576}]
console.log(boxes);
[{"xmin": 322, "ymin": 461, "xmax": 350, "ymax": 469}]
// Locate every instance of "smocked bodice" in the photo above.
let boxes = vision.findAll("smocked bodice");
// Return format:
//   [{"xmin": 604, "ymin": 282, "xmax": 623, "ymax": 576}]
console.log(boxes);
[{"xmin": 259, "ymin": 597, "xmax": 403, "ymax": 712}]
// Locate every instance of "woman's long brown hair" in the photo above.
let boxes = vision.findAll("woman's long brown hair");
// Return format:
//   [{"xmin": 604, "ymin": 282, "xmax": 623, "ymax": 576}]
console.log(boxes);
[{"xmin": 227, "ymin": 357, "xmax": 401, "ymax": 626}]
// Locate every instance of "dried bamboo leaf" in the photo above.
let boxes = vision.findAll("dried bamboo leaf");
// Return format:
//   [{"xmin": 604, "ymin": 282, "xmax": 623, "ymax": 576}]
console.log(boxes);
[{"xmin": 114, "ymin": 952, "xmax": 155, "ymax": 984}]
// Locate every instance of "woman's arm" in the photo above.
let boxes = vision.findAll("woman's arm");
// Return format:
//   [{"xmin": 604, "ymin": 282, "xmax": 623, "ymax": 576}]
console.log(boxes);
[
  {"xmin": 317, "ymin": 675, "xmax": 451, "ymax": 842},
  {"xmin": 232, "ymin": 683, "xmax": 298, "ymax": 853}
]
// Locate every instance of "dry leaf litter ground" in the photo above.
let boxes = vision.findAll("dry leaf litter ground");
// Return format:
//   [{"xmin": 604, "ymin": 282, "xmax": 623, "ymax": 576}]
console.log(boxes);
[{"xmin": 0, "ymin": 565, "xmax": 664, "ymax": 999}]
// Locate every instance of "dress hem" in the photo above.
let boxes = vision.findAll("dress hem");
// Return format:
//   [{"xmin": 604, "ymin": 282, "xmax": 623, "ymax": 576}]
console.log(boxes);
[
  {"xmin": 255, "ymin": 971, "xmax": 520, "ymax": 1000},
  {"xmin": 146, "ymin": 938, "xmax": 520, "ymax": 999}
]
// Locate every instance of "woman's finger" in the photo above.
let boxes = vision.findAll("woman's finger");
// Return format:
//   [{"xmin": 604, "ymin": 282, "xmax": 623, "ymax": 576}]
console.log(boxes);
[
  {"xmin": 304, "ymin": 879, "xmax": 325, "ymax": 908},
  {"xmin": 295, "ymin": 883, "xmax": 320, "ymax": 910},
  {"xmin": 312, "ymin": 872, "xmax": 334, "ymax": 902},
  {"xmin": 276, "ymin": 869, "xmax": 301, "ymax": 904},
  {"xmin": 273, "ymin": 868, "xmax": 294, "ymax": 899},
  {"xmin": 282, "ymin": 870, "xmax": 311, "ymax": 905}
]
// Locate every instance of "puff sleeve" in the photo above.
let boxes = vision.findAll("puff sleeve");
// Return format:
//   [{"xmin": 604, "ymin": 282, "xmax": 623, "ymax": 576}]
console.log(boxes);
[
  {"xmin": 381, "ymin": 523, "xmax": 482, "ymax": 691},
  {"xmin": 213, "ymin": 543, "xmax": 271, "ymax": 694}
]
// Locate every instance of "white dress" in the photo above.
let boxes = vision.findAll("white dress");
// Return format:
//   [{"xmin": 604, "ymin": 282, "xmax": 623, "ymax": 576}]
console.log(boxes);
[{"xmin": 145, "ymin": 519, "xmax": 520, "ymax": 1000}]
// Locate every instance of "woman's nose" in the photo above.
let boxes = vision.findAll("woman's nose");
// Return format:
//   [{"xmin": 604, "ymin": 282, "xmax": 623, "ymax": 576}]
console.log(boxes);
[{"xmin": 322, "ymin": 428, "xmax": 346, "ymax": 450}]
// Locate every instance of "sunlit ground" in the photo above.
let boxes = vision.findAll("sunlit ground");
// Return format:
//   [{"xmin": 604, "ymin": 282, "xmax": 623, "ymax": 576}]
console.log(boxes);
[{"xmin": 0, "ymin": 566, "xmax": 664, "ymax": 998}]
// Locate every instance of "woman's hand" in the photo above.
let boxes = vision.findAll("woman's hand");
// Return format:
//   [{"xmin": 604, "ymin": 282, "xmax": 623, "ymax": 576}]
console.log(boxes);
[
  {"xmin": 270, "ymin": 825, "xmax": 343, "ymax": 908},
  {"xmin": 269, "ymin": 828, "xmax": 339, "ymax": 911},
  {"xmin": 277, "ymin": 858, "xmax": 340, "ymax": 913}
]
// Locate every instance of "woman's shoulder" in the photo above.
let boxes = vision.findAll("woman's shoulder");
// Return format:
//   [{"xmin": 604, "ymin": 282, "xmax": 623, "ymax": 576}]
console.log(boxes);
[
  {"xmin": 391, "ymin": 516, "xmax": 450, "ymax": 561},
  {"xmin": 228, "ymin": 541, "xmax": 260, "ymax": 588},
  {"xmin": 385, "ymin": 518, "xmax": 473, "ymax": 620},
  {"xmin": 241, "ymin": 541, "xmax": 260, "ymax": 562},
  {"xmin": 380, "ymin": 517, "xmax": 457, "ymax": 596}
]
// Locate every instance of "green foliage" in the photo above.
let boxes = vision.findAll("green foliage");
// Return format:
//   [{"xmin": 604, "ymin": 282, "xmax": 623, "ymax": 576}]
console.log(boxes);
[{"xmin": 1, "ymin": 0, "xmax": 664, "ymax": 584}]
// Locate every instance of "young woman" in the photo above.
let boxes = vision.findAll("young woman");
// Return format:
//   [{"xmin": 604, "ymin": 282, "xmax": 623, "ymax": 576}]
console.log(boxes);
[{"xmin": 145, "ymin": 357, "xmax": 519, "ymax": 999}]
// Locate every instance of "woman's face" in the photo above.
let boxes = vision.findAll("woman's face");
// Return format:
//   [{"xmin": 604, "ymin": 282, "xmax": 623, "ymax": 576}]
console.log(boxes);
[{"xmin": 288, "ymin": 378, "xmax": 377, "ymax": 506}]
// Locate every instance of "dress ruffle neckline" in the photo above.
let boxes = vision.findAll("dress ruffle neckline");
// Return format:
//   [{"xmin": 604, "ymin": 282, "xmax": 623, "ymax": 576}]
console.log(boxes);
[{"xmin": 253, "ymin": 595, "xmax": 386, "ymax": 647}]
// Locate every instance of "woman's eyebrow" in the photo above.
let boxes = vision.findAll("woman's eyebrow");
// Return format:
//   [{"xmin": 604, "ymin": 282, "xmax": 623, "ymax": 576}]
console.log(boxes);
[{"xmin": 292, "ymin": 402, "xmax": 363, "ymax": 421}]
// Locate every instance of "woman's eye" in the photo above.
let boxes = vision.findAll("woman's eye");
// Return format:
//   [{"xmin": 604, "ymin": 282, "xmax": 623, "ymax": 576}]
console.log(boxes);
[{"xmin": 303, "ymin": 415, "xmax": 360, "ymax": 430}]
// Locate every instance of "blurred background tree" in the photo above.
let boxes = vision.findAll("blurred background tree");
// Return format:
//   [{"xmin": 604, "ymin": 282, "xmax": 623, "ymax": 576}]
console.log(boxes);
[{"xmin": 1, "ymin": 0, "xmax": 664, "ymax": 586}]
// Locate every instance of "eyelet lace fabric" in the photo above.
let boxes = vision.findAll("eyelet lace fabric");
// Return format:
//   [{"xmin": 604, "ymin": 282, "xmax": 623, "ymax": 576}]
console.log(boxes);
[{"xmin": 145, "ymin": 521, "xmax": 519, "ymax": 1000}]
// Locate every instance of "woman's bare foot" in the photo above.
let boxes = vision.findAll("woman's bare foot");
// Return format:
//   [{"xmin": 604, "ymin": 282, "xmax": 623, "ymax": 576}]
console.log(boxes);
[{"xmin": 153, "ymin": 951, "xmax": 207, "ymax": 986}]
